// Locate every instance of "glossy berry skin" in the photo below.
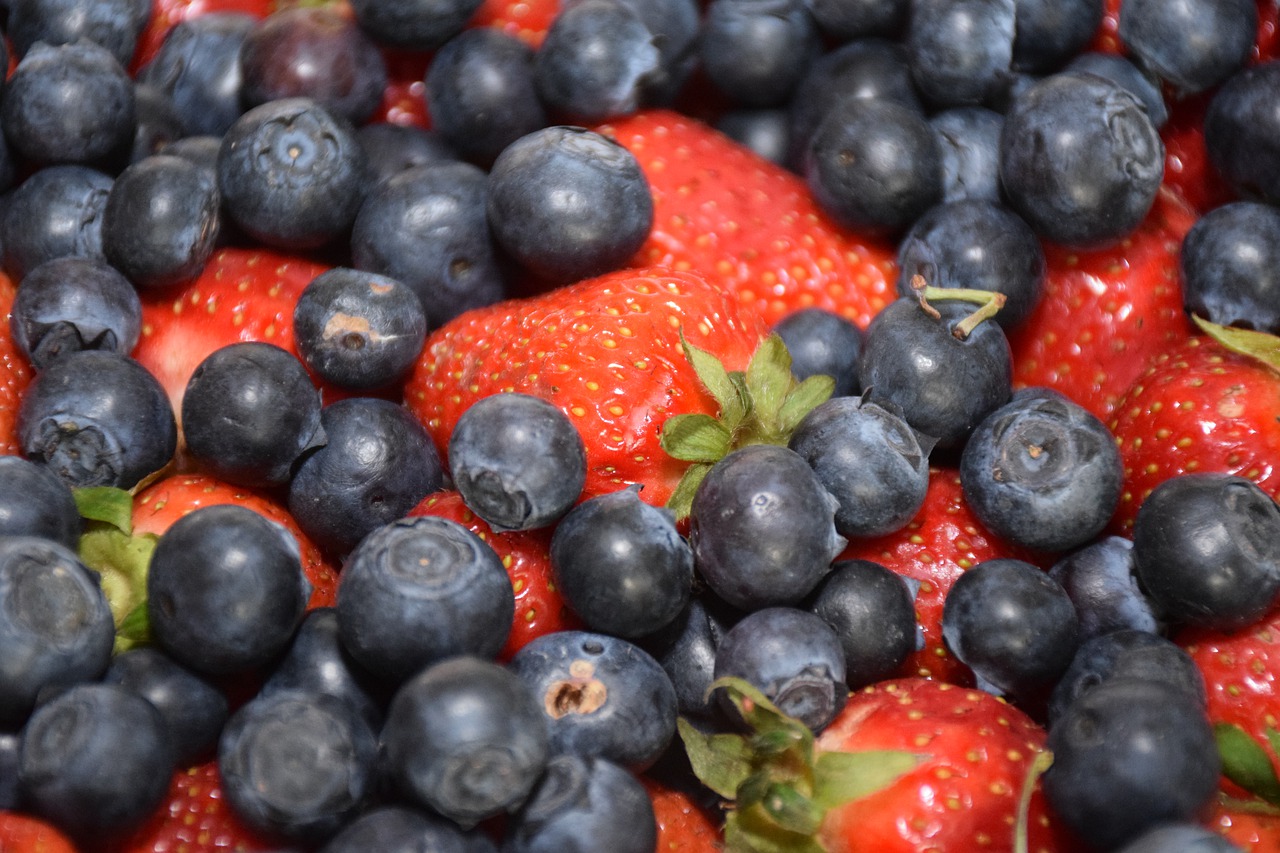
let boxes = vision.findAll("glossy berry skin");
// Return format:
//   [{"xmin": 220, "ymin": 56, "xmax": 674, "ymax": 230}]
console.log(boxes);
[
  {"xmin": 380, "ymin": 656, "xmax": 549, "ymax": 827},
  {"xmin": 504, "ymin": 754, "xmax": 656, "ymax": 853},
  {"xmin": 1180, "ymin": 200, "xmax": 1280, "ymax": 333},
  {"xmin": 136, "ymin": 12, "xmax": 254, "ymax": 138},
  {"xmin": 1, "ymin": 165, "xmax": 113, "ymax": 283},
  {"xmin": 772, "ymin": 308, "xmax": 863, "ymax": 398},
  {"xmin": 700, "ymin": 0, "xmax": 821, "ymax": 108},
  {"xmin": 0, "ymin": 811, "xmax": 78, "ymax": 853},
  {"xmin": 806, "ymin": 0, "xmax": 906, "ymax": 39},
  {"xmin": 644, "ymin": 598, "xmax": 725, "ymax": 719},
  {"xmin": 509, "ymin": 630, "xmax": 677, "ymax": 772},
  {"xmin": 356, "ymin": 123, "xmax": 457, "ymax": 186},
  {"xmin": 486, "ymin": 126, "xmax": 653, "ymax": 285},
  {"xmin": 1133, "ymin": 473, "xmax": 1280, "ymax": 632},
  {"xmin": 807, "ymin": 559, "xmax": 920, "ymax": 690},
  {"xmin": 103, "ymin": 647, "xmax": 229, "ymax": 766},
  {"xmin": 714, "ymin": 607, "xmax": 848, "ymax": 732},
  {"xmin": 690, "ymin": 444, "xmax": 846, "ymax": 611},
  {"xmin": 347, "ymin": 0, "xmax": 482, "ymax": 51},
  {"xmin": 288, "ymin": 397, "xmax": 444, "ymax": 556},
  {"xmin": 1044, "ymin": 679, "xmax": 1220, "ymax": 850},
  {"xmin": 0, "ymin": 537, "xmax": 113, "ymax": 728},
  {"xmin": 6, "ymin": 0, "xmax": 151, "ymax": 67},
  {"xmin": 1114, "ymin": 824, "xmax": 1243, "ymax": 853},
  {"xmin": 321, "ymin": 806, "xmax": 490, "ymax": 853},
  {"xmin": 1000, "ymin": 72, "xmax": 1164, "ymax": 248},
  {"xmin": 19, "ymin": 351, "xmax": 177, "ymax": 489},
  {"xmin": 181, "ymin": 341, "xmax": 324, "ymax": 489},
  {"xmin": 904, "ymin": 0, "xmax": 1015, "ymax": 107},
  {"xmin": 0, "ymin": 456, "xmax": 81, "ymax": 549},
  {"xmin": 715, "ymin": 108, "xmax": 791, "ymax": 165},
  {"xmin": 11, "ymin": 257, "xmax": 142, "ymax": 370},
  {"xmin": 146, "ymin": 503, "xmax": 311, "ymax": 676},
  {"xmin": 930, "ymin": 106, "xmax": 1004, "ymax": 204},
  {"xmin": 941, "ymin": 557, "xmax": 1079, "ymax": 698},
  {"xmin": 1047, "ymin": 536, "xmax": 1159, "ymax": 639},
  {"xmin": 1205, "ymin": 61, "xmax": 1280, "ymax": 205},
  {"xmin": 448, "ymin": 392, "xmax": 587, "ymax": 533},
  {"xmin": 1064, "ymin": 52, "xmax": 1168, "ymax": 128},
  {"xmin": 336, "ymin": 516, "xmax": 515, "ymax": 683},
  {"xmin": 550, "ymin": 486, "xmax": 692, "ymax": 639},
  {"xmin": 1119, "ymin": 0, "xmax": 1257, "ymax": 93},
  {"xmin": 1011, "ymin": 0, "xmax": 1103, "ymax": 72}
]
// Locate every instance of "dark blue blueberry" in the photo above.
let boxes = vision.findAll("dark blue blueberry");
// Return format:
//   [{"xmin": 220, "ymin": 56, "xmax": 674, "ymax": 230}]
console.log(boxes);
[
  {"xmin": 0, "ymin": 537, "xmax": 113, "ymax": 728},
  {"xmin": 960, "ymin": 388, "xmax": 1122, "ymax": 552},
  {"xmin": 1180, "ymin": 200, "xmax": 1280, "ymax": 333},
  {"xmin": 807, "ymin": 559, "xmax": 920, "ymax": 689},
  {"xmin": 804, "ymin": 0, "xmax": 908, "ymax": 40},
  {"xmin": 292, "ymin": 268, "xmax": 428, "ymax": 390},
  {"xmin": 217, "ymin": 97, "xmax": 368, "ymax": 251},
  {"xmin": 425, "ymin": 29, "xmax": 547, "ymax": 169},
  {"xmin": 180, "ymin": 341, "xmax": 324, "ymax": 489},
  {"xmin": 858, "ymin": 296, "xmax": 1012, "ymax": 449},
  {"xmin": 1, "ymin": 165, "xmax": 112, "ymax": 282},
  {"xmin": 0, "ymin": 456, "xmax": 81, "ymax": 548},
  {"xmin": 356, "ymin": 123, "xmax": 458, "ymax": 186},
  {"xmin": 1000, "ymin": 72, "xmax": 1164, "ymax": 248},
  {"xmin": 288, "ymin": 397, "xmax": 444, "ymax": 556},
  {"xmin": 19, "ymin": 350, "xmax": 176, "ymax": 489},
  {"xmin": 896, "ymin": 199, "xmax": 1045, "ymax": 329},
  {"xmin": 789, "ymin": 395, "xmax": 931, "ymax": 538},
  {"xmin": 509, "ymin": 631, "xmax": 677, "ymax": 771},
  {"xmin": 612, "ymin": 0, "xmax": 701, "ymax": 104},
  {"xmin": 102, "ymin": 647, "xmax": 229, "ymax": 766},
  {"xmin": 321, "ymin": 806, "xmax": 490, "ymax": 853},
  {"xmin": 1011, "ymin": 0, "xmax": 1103, "ymax": 73},
  {"xmin": 11, "ymin": 257, "xmax": 141, "ymax": 370},
  {"xmin": 1046, "ymin": 630, "xmax": 1206, "ymax": 728},
  {"xmin": 128, "ymin": 83, "xmax": 186, "ymax": 165},
  {"xmin": 18, "ymin": 683, "xmax": 174, "ymax": 837},
  {"xmin": 147, "ymin": 503, "xmax": 311, "ymax": 676},
  {"xmin": 336, "ymin": 516, "xmax": 515, "ymax": 683},
  {"xmin": 1113, "ymin": 823, "xmax": 1243, "ymax": 853},
  {"xmin": 700, "ymin": 0, "xmax": 821, "ymax": 108},
  {"xmin": 0, "ymin": 40, "xmax": 136, "ymax": 167},
  {"xmin": 642, "ymin": 598, "xmax": 726, "ymax": 719},
  {"xmin": 159, "ymin": 135, "xmax": 223, "ymax": 175},
  {"xmin": 101, "ymin": 154, "xmax": 221, "ymax": 290},
  {"xmin": 805, "ymin": 97, "xmax": 942, "ymax": 237},
  {"xmin": 550, "ymin": 486, "xmax": 693, "ymax": 639},
  {"xmin": 6, "ymin": 0, "xmax": 151, "ymax": 67},
  {"xmin": 219, "ymin": 690, "xmax": 378, "ymax": 843},
  {"xmin": 772, "ymin": 308, "xmax": 863, "ymax": 397},
  {"xmin": 137, "ymin": 12, "xmax": 252, "ymax": 137},
  {"xmin": 714, "ymin": 606, "xmax": 847, "ymax": 732},
  {"xmin": 1064, "ymin": 52, "xmax": 1168, "ymax": 128},
  {"xmin": 1133, "ymin": 473, "xmax": 1280, "ymax": 632},
  {"xmin": 1204, "ymin": 62, "xmax": 1280, "ymax": 205},
  {"xmin": 240, "ymin": 6, "xmax": 387, "ymax": 125},
  {"xmin": 1048, "ymin": 536, "xmax": 1160, "ymax": 639},
  {"xmin": 1119, "ymin": 0, "xmax": 1256, "ymax": 93},
  {"xmin": 347, "ymin": 0, "xmax": 482, "ymax": 51},
  {"xmin": 905, "ymin": 0, "xmax": 1015, "ymax": 107},
  {"xmin": 690, "ymin": 444, "xmax": 846, "ymax": 611},
  {"xmin": 448, "ymin": 392, "xmax": 587, "ymax": 533},
  {"xmin": 930, "ymin": 106, "xmax": 1004, "ymax": 203},
  {"xmin": 941, "ymin": 557, "xmax": 1079, "ymax": 698},
  {"xmin": 714, "ymin": 108, "xmax": 792, "ymax": 165},
  {"xmin": 0, "ymin": 732, "xmax": 18, "ymax": 809},
  {"xmin": 380, "ymin": 655, "xmax": 549, "ymax": 826},
  {"xmin": 486, "ymin": 126, "xmax": 654, "ymax": 285},
  {"xmin": 351, "ymin": 162, "xmax": 507, "ymax": 328},
  {"xmin": 504, "ymin": 754, "xmax": 656, "ymax": 853},
  {"xmin": 1044, "ymin": 680, "xmax": 1220, "ymax": 850}
]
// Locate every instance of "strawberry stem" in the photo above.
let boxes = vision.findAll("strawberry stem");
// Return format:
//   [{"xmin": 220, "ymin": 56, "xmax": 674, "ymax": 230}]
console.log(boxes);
[
  {"xmin": 1014, "ymin": 750, "xmax": 1053, "ymax": 853},
  {"xmin": 909, "ymin": 274, "xmax": 1007, "ymax": 341}
]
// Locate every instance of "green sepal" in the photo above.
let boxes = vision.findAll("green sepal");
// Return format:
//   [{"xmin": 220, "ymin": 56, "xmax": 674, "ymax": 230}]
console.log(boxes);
[
  {"xmin": 725, "ymin": 811, "xmax": 826, "ymax": 853},
  {"xmin": 811, "ymin": 750, "xmax": 921, "ymax": 811},
  {"xmin": 756, "ymin": 782, "xmax": 824, "ymax": 835},
  {"xmin": 115, "ymin": 601, "xmax": 152, "ymax": 653},
  {"xmin": 1216, "ymin": 722, "xmax": 1280, "ymax": 806},
  {"xmin": 661, "ymin": 413, "xmax": 733, "ymax": 462},
  {"xmin": 682, "ymin": 331, "xmax": 751, "ymax": 428},
  {"xmin": 1193, "ymin": 315, "xmax": 1280, "ymax": 374},
  {"xmin": 777, "ymin": 374, "xmax": 836, "ymax": 436},
  {"xmin": 665, "ymin": 462, "xmax": 712, "ymax": 522},
  {"xmin": 78, "ymin": 523, "xmax": 158, "ymax": 655},
  {"xmin": 715, "ymin": 677, "xmax": 816, "ymax": 751},
  {"xmin": 678, "ymin": 717, "xmax": 755, "ymax": 800},
  {"xmin": 744, "ymin": 334, "xmax": 794, "ymax": 434},
  {"xmin": 73, "ymin": 486, "xmax": 134, "ymax": 534}
]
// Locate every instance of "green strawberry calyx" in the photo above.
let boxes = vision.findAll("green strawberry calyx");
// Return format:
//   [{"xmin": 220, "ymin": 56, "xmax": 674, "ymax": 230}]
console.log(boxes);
[
  {"xmin": 679, "ymin": 677, "xmax": 920, "ymax": 853},
  {"xmin": 73, "ymin": 486, "xmax": 157, "ymax": 654},
  {"xmin": 1215, "ymin": 721, "xmax": 1280, "ymax": 810},
  {"xmin": 1193, "ymin": 315, "xmax": 1280, "ymax": 374}
]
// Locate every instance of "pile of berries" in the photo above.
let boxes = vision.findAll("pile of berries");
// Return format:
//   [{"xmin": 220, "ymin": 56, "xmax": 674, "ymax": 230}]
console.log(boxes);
[{"xmin": 1, "ymin": 0, "xmax": 1280, "ymax": 851}]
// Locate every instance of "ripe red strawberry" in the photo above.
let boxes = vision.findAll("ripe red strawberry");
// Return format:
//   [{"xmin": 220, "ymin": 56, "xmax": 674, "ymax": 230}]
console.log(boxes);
[
  {"xmin": 1007, "ymin": 187, "xmax": 1198, "ymax": 422},
  {"xmin": 1204, "ymin": 797, "xmax": 1280, "ymax": 852},
  {"xmin": 1107, "ymin": 328, "xmax": 1280, "ymax": 535},
  {"xmin": 468, "ymin": 0, "xmax": 560, "ymax": 47},
  {"xmin": 370, "ymin": 46, "xmax": 433, "ymax": 129},
  {"xmin": 1161, "ymin": 90, "xmax": 1238, "ymax": 213},
  {"xmin": 132, "ymin": 0, "xmax": 272, "ymax": 72},
  {"xmin": 643, "ymin": 778, "xmax": 723, "ymax": 853},
  {"xmin": 0, "ymin": 270, "xmax": 32, "ymax": 456},
  {"xmin": 0, "ymin": 812, "xmax": 78, "ymax": 853},
  {"xmin": 407, "ymin": 489, "xmax": 581, "ymax": 660},
  {"xmin": 596, "ymin": 109, "xmax": 898, "ymax": 329}
]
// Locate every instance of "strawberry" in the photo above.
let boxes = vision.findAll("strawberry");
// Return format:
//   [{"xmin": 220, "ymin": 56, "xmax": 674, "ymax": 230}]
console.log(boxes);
[
  {"xmin": 1091, "ymin": 0, "xmax": 1280, "ymax": 63},
  {"xmin": 0, "ymin": 812, "xmax": 78, "ymax": 853},
  {"xmin": 1161, "ymin": 90, "xmax": 1238, "ymax": 213},
  {"xmin": 132, "ymin": 0, "xmax": 273, "ymax": 72},
  {"xmin": 1204, "ymin": 797, "xmax": 1280, "ymax": 852},
  {"xmin": 595, "ymin": 109, "xmax": 898, "ymax": 329},
  {"xmin": 643, "ymin": 777, "xmax": 723, "ymax": 853},
  {"xmin": 1007, "ymin": 186, "xmax": 1198, "ymax": 422},
  {"xmin": 468, "ymin": 0, "xmax": 560, "ymax": 48},
  {"xmin": 0, "ymin": 269, "xmax": 32, "ymax": 456},
  {"xmin": 407, "ymin": 489, "xmax": 581, "ymax": 660},
  {"xmin": 370, "ymin": 46, "xmax": 433, "ymax": 129},
  {"xmin": 1107, "ymin": 323, "xmax": 1280, "ymax": 535}
]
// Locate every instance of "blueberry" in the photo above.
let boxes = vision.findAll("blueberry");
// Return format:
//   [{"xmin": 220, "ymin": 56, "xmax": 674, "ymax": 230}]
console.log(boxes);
[
  {"xmin": 160, "ymin": 135, "xmax": 223, "ymax": 174},
  {"xmin": 1204, "ymin": 62, "xmax": 1280, "ymax": 205},
  {"xmin": 19, "ymin": 350, "xmax": 177, "ymax": 489},
  {"xmin": 219, "ymin": 690, "xmax": 378, "ymax": 843},
  {"xmin": 0, "ymin": 456, "xmax": 81, "ymax": 549},
  {"xmin": 356, "ymin": 123, "xmax": 458, "ymax": 186},
  {"xmin": 772, "ymin": 308, "xmax": 863, "ymax": 398},
  {"xmin": 611, "ymin": 0, "xmax": 701, "ymax": 104},
  {"xmin": 1000, "ymin": 71, "xmax": 1164, "ymax": 248},
  {"xmin": 448, "ymin": 392, "xmax": 587, "ymax": 533},
  {"xmin": 1044, "ymin": 680, "xmax": 1220, "ymax": 850},
  {"xmin": 180, "ymin": 342, "xmax": 325, "ymax": 489},
  {"xmin": 128, "ymin": 83, "xmax": 186, "ymax": 166},
  {"xmin": 1119, "ymin": 0, "xmax": 1257, "ymax": 93},
  {"xmin": 509, "ymin": 631, "xmax": 677, "ymax": 772},
  {"xmin": 346, "ymin": 0, "xmax": 482, "ymax": 51},
  {"xmin": 642, "ymin": 598, "xmax": 726, "ymax": 719},
  {"xmin": 789, "ymin": 395, "xmax": 931, "ymax": 539},
  {"xmin": 715, "ymin": 108, "xmax": 792, "ymax": 165},
  {"xmin": 941, "ymin": 557, "xmax": 1079, "ymax": 698},
  {"xmin": 905, "ymin": 0, "xmax": 1015, "ymax": 107},
  {"xmin": 136, "ymin": 12, "xmax": 253, "ymax": 138},
  {"xmin": 1180, "ymin": 200, "xmax": 1280, "ymax": 333},
  {"xmin": 700, "ymin": 0, "xmax": 821, "ymax": 108},
  {"xmin": 18, "ymin": 683, "xmax": 174, "ymax": 837},
  {"xmin": 0, "ymin": 733, "xmax": 19, "ymax": 809},
  {"xmin": 1133, "ymin": 473, "xmax": 1280, "ymax": 632},
  {"xmin": 1064, "ymin": 52, "xmax": 1168, "ymax": 128},
  {"xmin": 896, "ymin": 199, "xmax": 1046, "ymax": 329},
  {"xmin": 504, "ymin": 754, "xmax": 656, "ymax": 853},
  {"xmin": 486, "ymin": 126, "xmax": 653, "ymax": 285},
  {"xmin": 930, "ymin": 106, "xmax": 1005, "ymax": 203},
  {"xmin": 1, "ymin": 165, "xmax": 112, "ymax": 282},
  {"xmin": 550, "ymin": 486, "xmax": 693, "ymax": 639},
  {"xmin": 1048, "ymin": 536, "xmax": 1160, "ymax": 639},
  {"xmin": 1010, "ymin": 0, "xmax": 1103, "ymax": 74},
  {"xmin": 6, "ymin": 0, "xmax": 151, "ymax": 67},
  {"xmin": 147, "ymin": 504, "xmax": 311, "ymax": 676},
  {"xmin": 351, "ymin": 162, "xmax": 508, "ymax": 328},
  {"xmin": 321, "ymin": 806, "xmax": 490, "ymax": 853},
  {"xmin": 805, "ymin": 0, "xmax": 908, "ymax": 40},
  {"xmin": 425, "ymin": 29, "xmax": 547, "ymax": 169},
  {"xmin": 288, "ymin": 397, "xmax": 445, "ymax": 556},
  {"xmin": 11, "ymin": 257, "xmax": 141, "ymax": 370},
  {"xmin": 380, "ymin": 656, "xmax": 549, "ymax": 827},
  {"xmin": 292, "ymin": 268, "xmax": 428, "ymax": 391},
  {"xmin": 101, "ymin": 154, "xmax": 222, "ymax": 290},
  {"xmin": 690, "ymin": 444, "xmax": 846, "ymax": 611},
  {"xmin": 1113, "ymin": 823, "xmax": 1244, "ymax": 853},
  {"xmin": 807, "ymin": 559, "xmax": 920, "ymax": 689},
  {"xmin": 0, "ymin": 537, "xmax": 114, "ymax": 727},
  {"xmin": 336, "ymin": 516, "xmax": 515, "ymax": 683}
]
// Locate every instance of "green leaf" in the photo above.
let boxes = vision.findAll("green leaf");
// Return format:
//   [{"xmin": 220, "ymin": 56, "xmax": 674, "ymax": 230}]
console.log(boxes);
[
  {"xmin": 678, "ymin": 717, "xmax": 755, "ymax": 800},
  {"xmin": 78, "ymin": 525, "xmax": 158, "ymax": 642},
  {"xmin": 1217, "ymin": 723, "xmax": 1280, "ymax": 806},
  {"xmin": 777, "ymin": 374, "xmax": 835, "ymax": 436},
  {"xmin": 683, "ymin": 332, "xmax": 750, "ymax": 425},
  {"xmin": 115, "ymin": 601, "xmax": 152, "ymax": 654},
  {"xmin": 665, "ymin": 462, "xmax": 711, "ymax": 521},
  {"xmin": 661, "ymin": 413, "xmax": 732, "ymax": 463},
  {"xmin": 72, "ymin": 487, "xmax": 134, "ymax": 534},
  {"xmin": 758, "ymin": 783, "xmax": 823, "ymax": 835},
  {"xmin": 811, "ymin": 750, "xmax": 922, "ymax": 810},
  {"xmin": 725, "ymin": 812, "xmax": 826, "ymax": 853},
  {"xmin": 744, "ymin": 334, "xmax": 794, "ymax": 429},
  {"xmin": 1193, "ymin": 315, "xmax": 1280, "ymax": 374},
  {"xmin": 714, "ymin": 677, "xmax": 814, "ymax": 750}
]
